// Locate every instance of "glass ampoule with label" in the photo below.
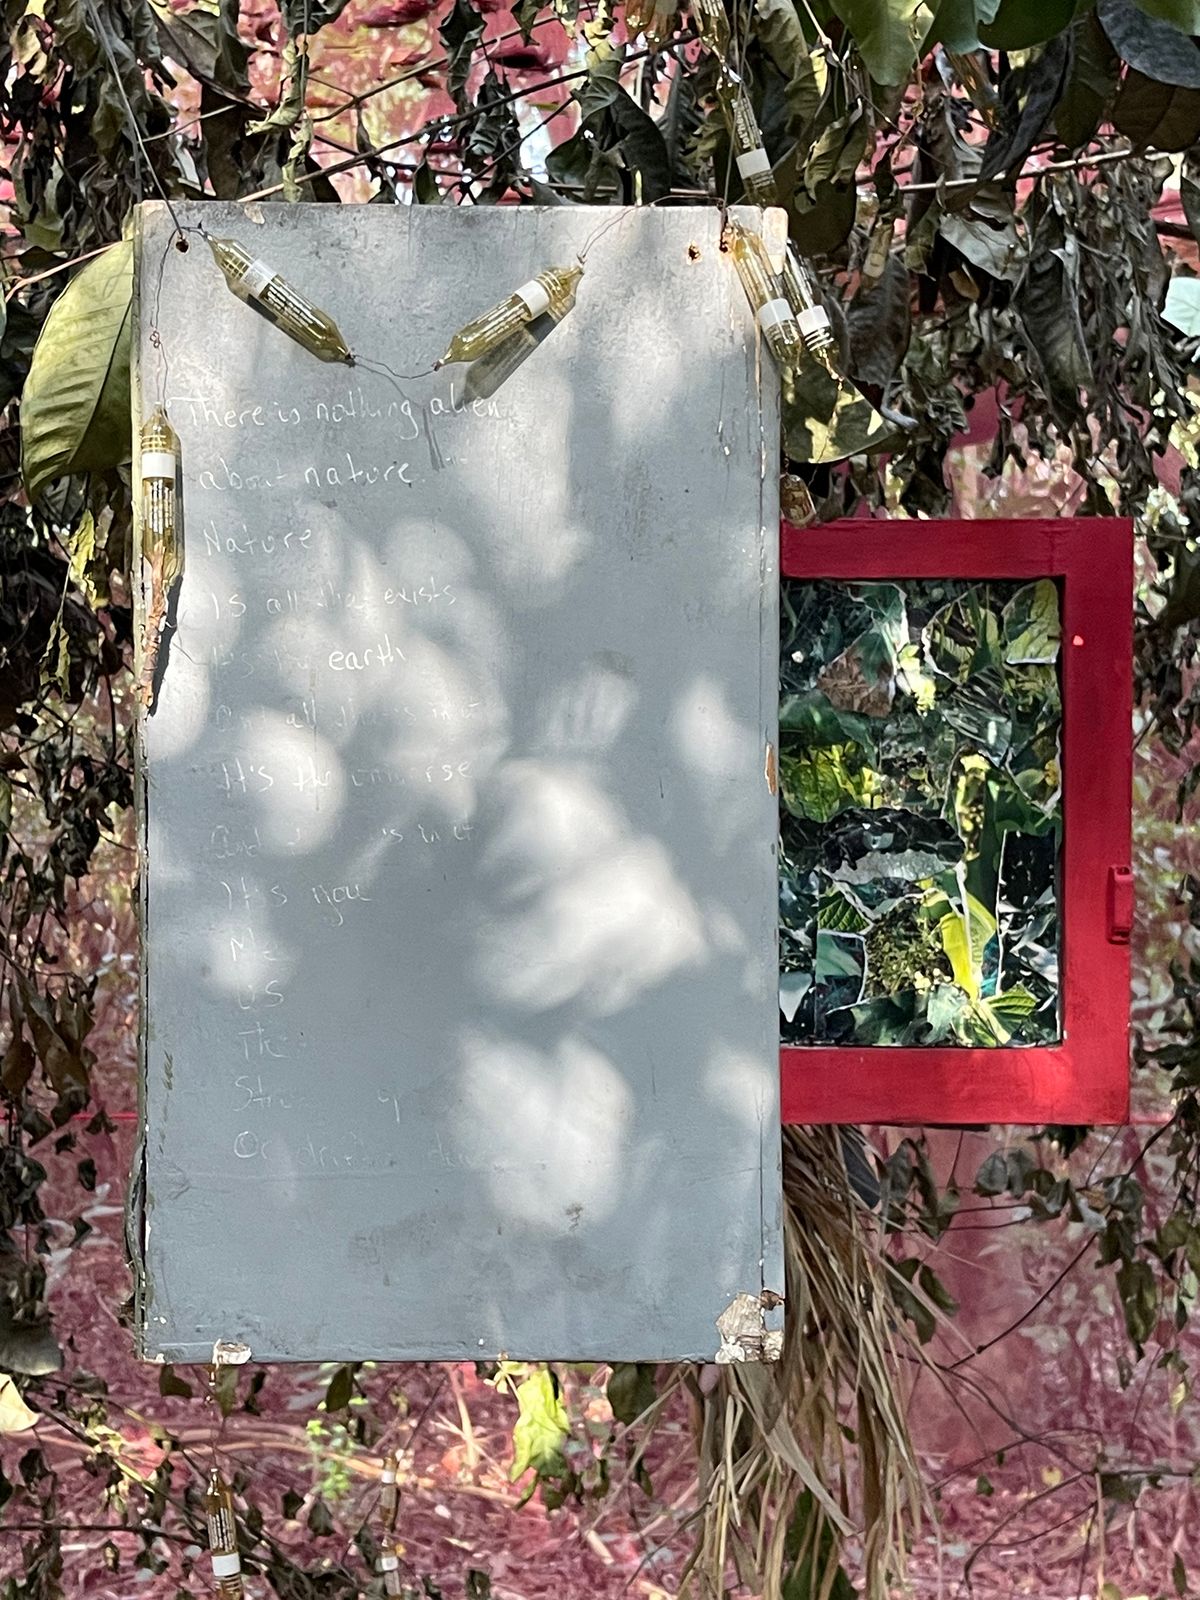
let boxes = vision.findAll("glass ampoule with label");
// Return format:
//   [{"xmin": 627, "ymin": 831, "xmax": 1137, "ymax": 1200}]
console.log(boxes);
[
  {"xmin": 780, "ymin": 247, "xmax": 836, "ymax": 369},
  {"xmin": 462, "ymin": 274, "xmax": 581, "ymax": 402},
  {"xmin": 206, "ymin": 236, "xmax": 353, "ymax": 365},
  {"xmin": 725, "ymin": 219, "xmax": 804, "ymax": 374},
  {"xmin": 435, "ymin": 265, "xmax": 583, "ymax": 369},
  {"xmin": 205, "ymin": 1469, "xmax": 245, "ymax": 1599},
  {"xmin": 716, "ymin": 68, "xmax": 778, "ymax": 207},
  {"xmin": 138, "ymin": 407, "xmax": 179, "ymax": 558}
]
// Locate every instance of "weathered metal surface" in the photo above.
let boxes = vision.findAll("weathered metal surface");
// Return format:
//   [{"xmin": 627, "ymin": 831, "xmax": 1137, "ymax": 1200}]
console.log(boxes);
[{"xmin": 133, "ymin": 201, "xmax": 781, "ymax": 1362}]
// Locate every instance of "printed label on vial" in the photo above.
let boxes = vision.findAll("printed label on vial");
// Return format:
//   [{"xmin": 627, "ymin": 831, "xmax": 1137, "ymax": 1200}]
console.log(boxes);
[
  {"xmin": 515, "ymin": 278, "xmax": 552, "ymax": 319},
  {"xmin": 735, "ymin": 147, "xmax": 772, "ymax": 180},
  {"xmin": 238, "ymin": 259, "xmax": 275, "ymax": 299},
  {"xmin": 210, "ymin": 1552, "xmax": 242, "ymax": 1579}
]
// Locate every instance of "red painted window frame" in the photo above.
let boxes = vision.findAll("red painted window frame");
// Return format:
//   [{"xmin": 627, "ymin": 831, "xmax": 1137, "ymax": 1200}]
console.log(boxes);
[{"xmin": 779, "ymin": 518, "xmax": 1133, "ymax": 1127}]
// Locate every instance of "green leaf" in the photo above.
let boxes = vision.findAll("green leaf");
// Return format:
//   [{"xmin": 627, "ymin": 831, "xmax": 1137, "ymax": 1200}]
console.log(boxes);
[
  {"xmin": 1129, "ymin": 0, "xmax": 1200, "ymax": 31},
  {"xmin": 21, "ymin": 240, "xmax": 132, "ymax": 502},
  {"xmin": 937, "ymin": 893, "xmax": 996, "ymax": 1000},
  {"xmin": 784, "ymin": 362, "xmax": 892, "ymax": 465},
  {"xmin": 1116, "ymin": 1257, "xmax": 1158, "ymax": 1348},
  {"xmin": 1, "ymin": 1024, "xmax": 34, "ymax": 1098},
  {"xmin": 281, "ymin": 0, "xmax": 354, "ymax": 26},
  {"xmin": 978, "ymin": 35, "xmax": 1072, "ymax": 182},
  {"xmin": 785, "ymin": 48, "xmax": 832, "ymax": 143},
  {"xmin": 890, "ymin": 1257, "xmax": 936, "ymax": 1343},
  {"xmin": 937, "ymin": 192, "xmax": 1023, "ymax": 282},
  {"xmin": 1098, "ymin": 0, "xmax": 1200, "ymax": 83},
  {"xmin": 440, "ymin": 0, "xmax": 486, "ymax": 107},
  {"xmin": 1055, "ymin": 14, "xmax": 1121, "ymax": 151},
  {"xmin": 830, "ymin": 0, "xmax": 926, "ymax": 84},
  {"xmin": 779, "ymin": 691, "xmax": 875, "ymax": 747},
  {"xmin": 323, "ymin": 1363, "xmax": 355, "ymax": 1413},
  {"xmin": 918, "ymin": 1260, "xmax": 958, "ymax": 1315},
  {"xmin": 781, "ymin": 1490, "xmax": 858, "ymax": 1600},
  {"xmin": 605, "ymin": 85, "xmax": 672, "ymax": 202},
  {"xmin": 755, "ymin": 0, "xmax": 810, "ymax": 81},
  {"xmin": 1113, "ymin": 71, "xmax": 1200, "ymax": 149},
  {"xmin": 213, "ymin": 1363, "xmax": 239, "ymax": 1417},
  {"xmin": 932, "ymin": 0, "xmax": 1002, "ymax": 52},
  {"xmin": 1174, "ymin": 1552, "xmax": 1189, "ymax": 1597},
  {"xmin": 509, "ymin": 1368, "xmax": 569, "ymax": 1485},
  {"xmin": 606, "ymin": 1362, "xmax": 656, "ymax": 1425},
  {"xmin": 158, "ymin": 1365, "xmax": 194, "ymax": 1400},
  {"xmin": 979, "ymin": 0, "xmax": 1087, "ymax": 48},
  {"xmin": 149, "ymin": 0, "xmax": 248, "ymax": 88},
  {"xmin": 781, "ymin": 744, "xmax": 872, "ymax": 823},
  {"xmin": 17, "ymin": 978, "xmax": 90, "ymax": 1104},
  {"xmin": 975, "ymin": 1150, "xmax": 1009, "ymax": 1198},
  {"xmin": 412, "ymin": 160, "xmax": 442, "ymax": 205},
  {"xmin": 1016, "ymin": 225, "xmax": 1092, "ymax": 417},
  {"xmin": 988, "ymin": 985, "xmax": 1039, "ymax": 1020},
  {"xmin": 1003, "ymin": 579, "xmax": 1061, "ymax": 664},
  {"xmin": 307, "ymin": 1495, "xmax": 336, "ymax": 1536}
]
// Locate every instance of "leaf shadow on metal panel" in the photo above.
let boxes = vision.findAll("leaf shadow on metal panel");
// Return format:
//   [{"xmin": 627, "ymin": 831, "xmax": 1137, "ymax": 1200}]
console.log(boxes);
[{"xmin": 136, "ymin": 202, "xmax": 782, "ymax": 1364}]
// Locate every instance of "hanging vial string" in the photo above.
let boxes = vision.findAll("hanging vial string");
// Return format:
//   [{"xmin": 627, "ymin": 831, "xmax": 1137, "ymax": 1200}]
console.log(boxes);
[
  {"xmin": 205, "ymin": 235, "xmax": 353, "ymax": 365},
  {"xmin": 716, "ymin": 67, "xmax": 778, "ymax": 208},
  {"xmin": 725, "ymin": 219, "xmax": 803, "ymax": 377},
  {"xmin": 136, "ymin": 407, "xmax": 181, "ymax": 710},
  {"xmin": 690, "ymin": 0, "xmax": 729, "ymax": 58},
  {"xmin": 205, "ymin": 1468, "xmax": 246, "ymax": 1599},
  {"xmin": 780, "ymin": 247, "xmax": 836, "ymax": 368},
  {"xmin": 435, "ymin": 264, "xmax": 583, "ymax": 369},
  {"xmin": 377, "ymin": 1548, "xmax": 406, "ymax": 1596},
  {"xmin": 379, "ymin": 1449, "xmax": 400, "ymax": 1530}
]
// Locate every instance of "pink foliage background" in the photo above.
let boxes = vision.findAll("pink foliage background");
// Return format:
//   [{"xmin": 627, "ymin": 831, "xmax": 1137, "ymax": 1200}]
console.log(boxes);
[{"xmin": 5, "ymin": 3, "xmax": 1200, "ymax": 1595}]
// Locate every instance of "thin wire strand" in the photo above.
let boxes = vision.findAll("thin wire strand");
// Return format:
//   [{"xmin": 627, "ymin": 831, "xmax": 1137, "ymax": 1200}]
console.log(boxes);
[{"xmin": 82, "ymin": 0, "xmax": 187, "ymax": 244}]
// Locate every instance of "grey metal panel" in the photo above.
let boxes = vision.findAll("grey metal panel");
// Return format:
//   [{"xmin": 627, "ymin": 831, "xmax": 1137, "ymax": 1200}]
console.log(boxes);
[{"xmin": 133, "ymin": 200, "xmax": 781, "ymax": 1362}]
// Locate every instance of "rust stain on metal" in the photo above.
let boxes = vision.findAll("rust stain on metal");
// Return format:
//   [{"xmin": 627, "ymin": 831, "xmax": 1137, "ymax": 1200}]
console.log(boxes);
[{"xmin": 764, "ymin": 741, "xmax": 777, "ymax": 796}]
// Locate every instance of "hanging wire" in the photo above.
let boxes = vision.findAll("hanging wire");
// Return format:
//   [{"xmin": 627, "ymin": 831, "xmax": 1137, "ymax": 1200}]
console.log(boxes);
[{"xmin": 82, "ymin": 0, "xmax": 198, "ymax": 250}]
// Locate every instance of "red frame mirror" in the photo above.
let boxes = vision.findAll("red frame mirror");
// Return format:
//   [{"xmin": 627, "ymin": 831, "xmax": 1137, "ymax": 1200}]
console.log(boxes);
[{"xmin": 779, "ymin": 518, "xmax": 1133, "ymax": 1127}]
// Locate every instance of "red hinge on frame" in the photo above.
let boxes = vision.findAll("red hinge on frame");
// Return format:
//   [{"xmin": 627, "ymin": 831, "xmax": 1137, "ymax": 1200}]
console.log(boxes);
[{"xmin": 1107, "ymin": 866, "xmax": 1134, "ymax": 944}]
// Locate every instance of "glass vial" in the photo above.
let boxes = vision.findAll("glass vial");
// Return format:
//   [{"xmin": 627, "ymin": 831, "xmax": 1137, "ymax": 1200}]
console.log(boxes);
[
  {"xmin": 725, "ymin": 219, "xmax": 803, "ymax": 372},
  {"xmin": 139, "ymin": 407, "xmax": 179, "ymax": 559},
  {"xmin": 380, "ymin": 1453, "xmax": 399, "ymax": 1528},
  {"xmin": 690, "ymin": 0, "xmax": 730, "ymax": 57},
  {"xmin": 206, "ymin": 236, "xmax": 353, "ymax": 365},
  {"xmin": 716, "ymin": 68, "xmax": 778, "ymax": 207},
  {"xmin": 463, "ymin": 276, "xmax": 581, "ymax": 401},
  {"xmin": 205, "ymin": 1470, "xmax": 245, "ymax": 1599},
  {"xmin": 377, "ymin": 1550, "xmax": 404, "ymax": 1596},
  {"xmin": 435, "ymin": 265, "xmax": 583, "ymax": 368},
  {"xmin": 780, "ymin": 247, "xmax": 835, "ymax": 364}
]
